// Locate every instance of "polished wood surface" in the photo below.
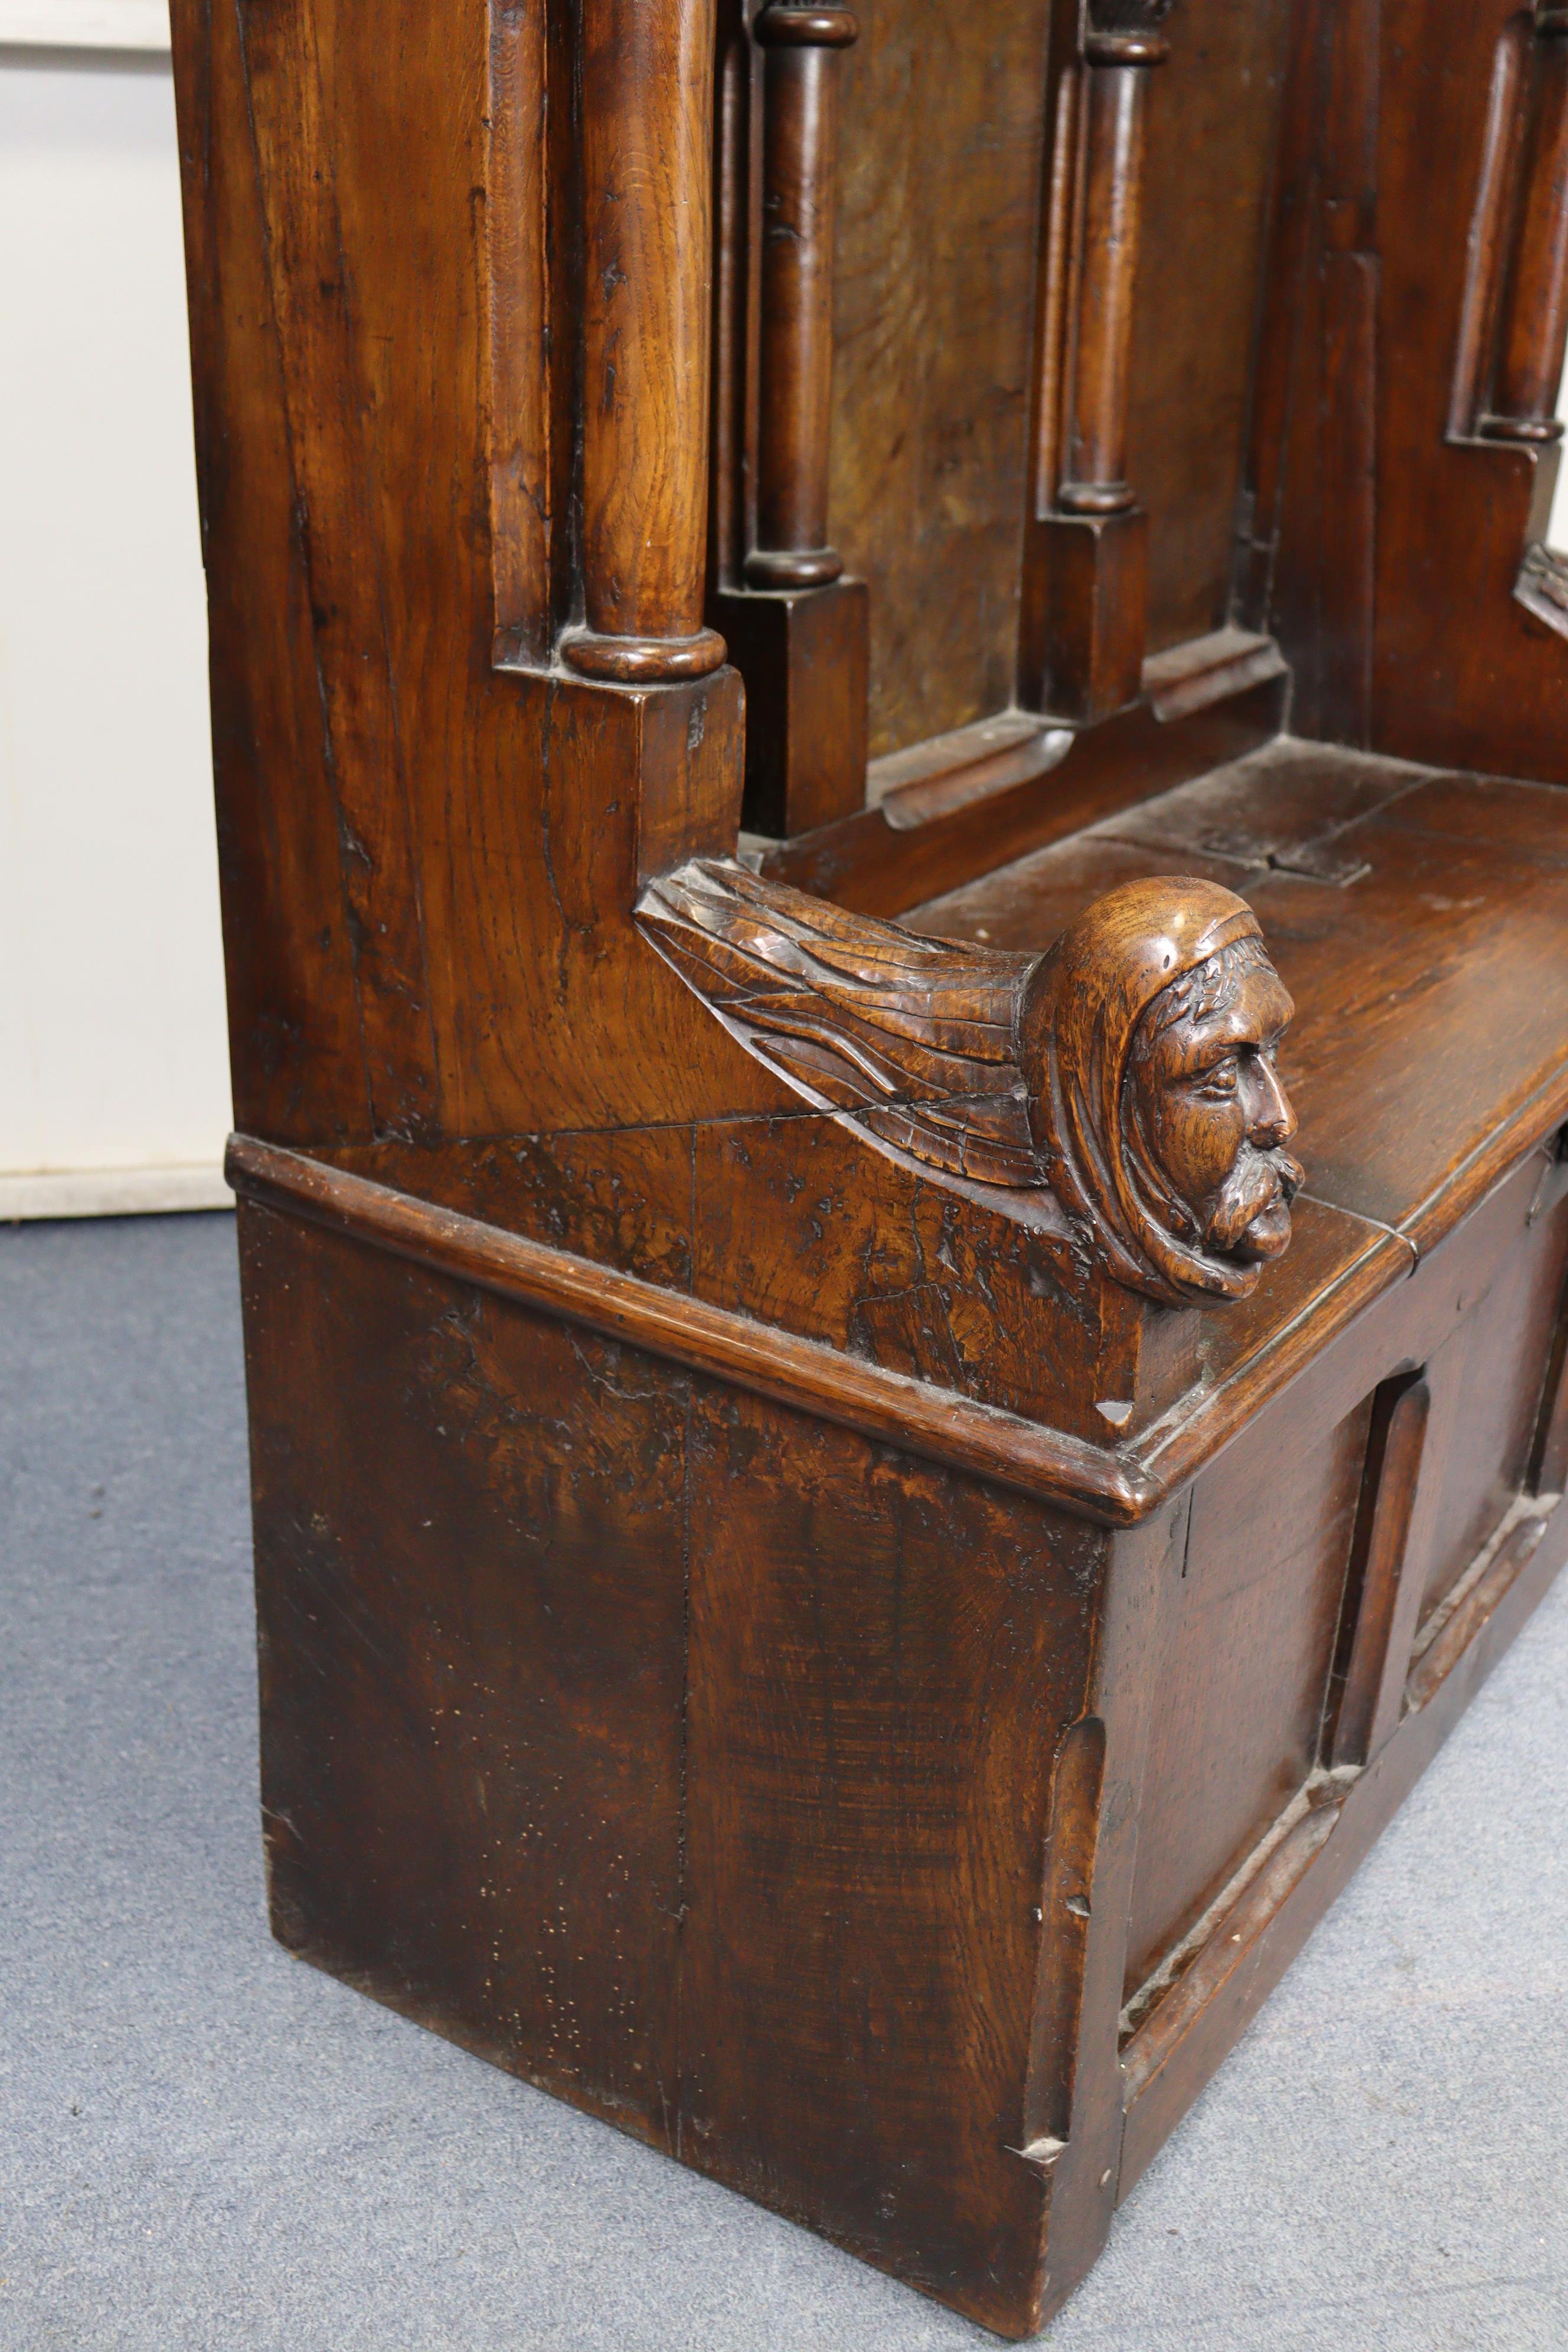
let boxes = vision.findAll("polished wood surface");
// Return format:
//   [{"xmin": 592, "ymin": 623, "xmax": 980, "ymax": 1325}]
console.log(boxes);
[
  {"xmin": 564, "ymin": 0, "xmax": 727, "ymax": 679},
  {"xmin": 1486, "ymin": 17, "xmax": 1568, "ymax": 442},
  {"xmin": 745, "ymin": 2, "xmax": 855, "ymax": 587},
  {"xmin": 1132, "ymin": 0, "xmax": 1292, "ymax": 650},
  {"xmin": 827, "ymin": 0, "xmax": 1050, "ymax": 754},
  {"xmin": 171, "ymin": 0, "xmax": 1568, "ymax": 2331}
]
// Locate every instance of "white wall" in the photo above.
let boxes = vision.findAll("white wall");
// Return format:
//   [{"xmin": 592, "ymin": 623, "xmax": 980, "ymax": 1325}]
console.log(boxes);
[{"xmin": 0, "ymin": 43, "xmax": 231, "ymax": 1218}]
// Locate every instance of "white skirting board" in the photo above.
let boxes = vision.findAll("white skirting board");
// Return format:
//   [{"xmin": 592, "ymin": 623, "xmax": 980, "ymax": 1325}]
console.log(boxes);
[
  {"xmin": 0, "ymin": 1166, "xmax": 232, "ymax": 1222},
  {"xmin": 0, "ymin": 2, "xmax": 170, "ymax": 49}
]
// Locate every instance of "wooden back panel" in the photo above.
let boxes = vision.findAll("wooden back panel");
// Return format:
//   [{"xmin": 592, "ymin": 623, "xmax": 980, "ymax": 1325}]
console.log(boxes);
[
  {"xmin": 1130, "ymin": 0, "xmax": 1293, "ymax": 654},
  {"xmin": 828, "ymin": 0, "xmax": 1052, "ymax": 756}
]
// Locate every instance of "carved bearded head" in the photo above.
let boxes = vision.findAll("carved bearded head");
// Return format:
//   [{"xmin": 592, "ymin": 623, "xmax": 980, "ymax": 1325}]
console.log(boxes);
[
  {"xmin": 636, "ymin": 858, "xmax": 1302, "ymax": 1312},
  {"xmin": 1020, "ymin": 877, "xmax": 1304, "ymax": 1305}
]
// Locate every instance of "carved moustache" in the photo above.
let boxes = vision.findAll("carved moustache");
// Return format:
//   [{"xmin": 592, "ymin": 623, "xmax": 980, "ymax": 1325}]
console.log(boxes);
[{"xmin": 1206, "ymin": 1144, "xmax": 1306, "ymax": 1254}]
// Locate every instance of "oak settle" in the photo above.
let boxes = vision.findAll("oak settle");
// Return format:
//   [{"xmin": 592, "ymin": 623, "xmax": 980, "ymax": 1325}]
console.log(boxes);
[{"xmin": 171, "ymin": 0, "xmax": 1568, "ymax": 2332}]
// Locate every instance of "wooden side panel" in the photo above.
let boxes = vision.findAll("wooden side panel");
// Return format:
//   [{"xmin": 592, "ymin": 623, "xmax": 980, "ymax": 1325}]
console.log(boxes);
[
  {"xmin": 678, "ymin": 1389, "xmax": 1105, "ymax": 2333},
  {"xmin": 1128, "ymin": 0, "xmax": 1293, "ymax": 654},
  {"xmin": 240, "ymin": 1202, "xmax": 689, "ymax": 2142},
  {"xmin": 171, "ymin": 0, "xmax": 763, "ymax": 1151},
  {"xmin": 171, "ymin": 0, "xmax": 371, "ymax": 1145},
  {"xmin": 1413, "ymin": 1178, "xmax": 1568, "ymax": 1623},
  {"xmin": 1368, "ymin": 0, "xmax": 1568, "ymax": 780},
  {"xmin": 1123, "ymin": 1391, "xmax": 1373, "ymax": 1994},
  {"xmin": 828, "ymin": 0, "xmax": 1050, "ymax": 756},
  {"xmin": 321, "ymin": 1111, "xmax": 1147, "ymax": 1449}
]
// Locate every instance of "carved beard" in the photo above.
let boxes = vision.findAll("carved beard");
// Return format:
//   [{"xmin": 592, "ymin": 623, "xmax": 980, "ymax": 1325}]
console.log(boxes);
[
  {"xmin": 1203, "ymin": 1142, "xmax": 1306, "ymax": 1260},
  {"xmin": 1125, "ymin": 1090, "xmax": 1304, "ymax": 1268}
]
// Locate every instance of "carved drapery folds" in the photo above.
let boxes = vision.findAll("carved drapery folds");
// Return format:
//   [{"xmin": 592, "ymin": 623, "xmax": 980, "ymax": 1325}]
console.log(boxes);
[{"xmin": 637, "ymin": 861, "xmax": 1302, "ymax": 1306}]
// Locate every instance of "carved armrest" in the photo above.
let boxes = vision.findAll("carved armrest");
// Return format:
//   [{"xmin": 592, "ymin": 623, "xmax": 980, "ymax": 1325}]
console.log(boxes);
[{"xmin": 636, "ymin": 862, "xmax": 1302, "ymax": 1306}]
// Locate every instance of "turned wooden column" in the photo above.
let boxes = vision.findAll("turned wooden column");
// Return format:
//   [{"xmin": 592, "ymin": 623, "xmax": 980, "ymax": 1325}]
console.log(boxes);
[
  {"xmin": 1484, "ymin": 9, "xmax": 1568, "ymax": 446},
  {"xmin": 1019, "ymin": 4, "xmax": 1172, "ymax": 721},
  {"xmin": 565, "ymin": 0, "xmax": 728, "ymax": 683},
  {"xmin": 744, "ymin": 1, "xmax": 857, "ymax": 589},
  {"xmin": 707, "ymin": 0, "xmax": 868, "ymax": 839},
  {"xmin": 1057, "ymin": 28, "xmax": 1167, "ymax": 517}
]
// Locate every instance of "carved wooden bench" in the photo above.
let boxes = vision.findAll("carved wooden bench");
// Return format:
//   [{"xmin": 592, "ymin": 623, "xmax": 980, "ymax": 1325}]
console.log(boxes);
[{"xmin": 173, "ymin": 0, "xmax": 1568, "ymax": 2331}]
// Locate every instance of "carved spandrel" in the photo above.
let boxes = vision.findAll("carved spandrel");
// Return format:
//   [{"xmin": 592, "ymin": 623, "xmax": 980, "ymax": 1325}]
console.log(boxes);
[{"xmin": 636, "ymin": 861, "xmax": 1303, "ymax": 1306}]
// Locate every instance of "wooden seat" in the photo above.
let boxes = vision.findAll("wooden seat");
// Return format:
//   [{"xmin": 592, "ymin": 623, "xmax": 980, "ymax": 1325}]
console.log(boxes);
[{"xmin": 171, "ymin": 0, "xmax": 1568, "ymax": 2332}]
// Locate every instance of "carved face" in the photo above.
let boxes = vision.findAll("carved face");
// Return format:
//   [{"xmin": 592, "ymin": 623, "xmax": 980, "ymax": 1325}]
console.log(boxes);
[{"xmin": 1127, "ymin": 942, "xmax": 1303, "ymax": 1268}]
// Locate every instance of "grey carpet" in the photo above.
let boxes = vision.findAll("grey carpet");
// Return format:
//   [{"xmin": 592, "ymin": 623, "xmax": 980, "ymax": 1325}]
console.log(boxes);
[{"xmin": 1, "ymin": 1211, "xmax": 1564, "ymax": 2352}]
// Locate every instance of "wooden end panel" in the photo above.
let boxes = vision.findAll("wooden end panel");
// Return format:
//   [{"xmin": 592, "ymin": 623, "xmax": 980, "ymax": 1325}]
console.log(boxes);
[
  {"xmin": 1410, "ymin": 1170, "xmax": 1568, "ymax": 1627},
  {"xmin": 239, "ymin": 1200, "xmax": 689, "ymax": 2145},
  {"xmin": 1119, "ymin": 1493, "xmax": 1568, "ymax": 2196},
  {"xmin": 1122, "ymin": 1391, "xmax": 1373, "ymax": 1998},
  {"xmin": 678, "ymin": 1389, "xmax": 1109, "ymax": 2337}
]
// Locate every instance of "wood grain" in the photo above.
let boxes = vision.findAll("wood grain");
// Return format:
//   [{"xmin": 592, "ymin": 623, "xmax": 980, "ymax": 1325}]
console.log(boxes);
[{"xmin": 565, "ymin": 0, "xmax": 727, "ymax": 678}]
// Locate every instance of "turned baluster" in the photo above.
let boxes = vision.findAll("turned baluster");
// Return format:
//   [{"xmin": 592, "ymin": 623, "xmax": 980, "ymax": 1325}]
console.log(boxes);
[
  {"xmin": 1057, "ymin": 23, "xmax": 1169, "ymax": 515},
  {"xmin": 1484, "ymin": 8, "xmax": 1568, "ymax": 445},
  {"xmin": 565, "ymin": 0, "xmax": 727, "ymax": 682},
  {"xmin": 744, "ymin": 1, "xmax": 858, "ymax": 590}
]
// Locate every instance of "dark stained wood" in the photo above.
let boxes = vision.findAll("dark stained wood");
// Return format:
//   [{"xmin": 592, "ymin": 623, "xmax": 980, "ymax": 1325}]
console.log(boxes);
[
  {"xmin": 1018, "ymin": 5, "xmax": 1172, "ymax": 722},
  {"xmin": 240, "ymin": 1200, "xmax": 690, "ymax": 2144},
  {"xmin": 678, "ymin": 1394, "xmax": 1101, "ymax": 2333},
  {"xmin": 171, "ymin": 0, "xmax": 368, "ymax": 1148},
  {"xmin": 1405, "ymin": 1511, "xmax": 1552, "ymax": 1709},
  {"xmin": 1530, "ymin": 1238, "xmax": 1568, "ymax": 1492},
  {"xmin": 1121, "ymin": 1392, "xmax": 1371, "ymax": 1994},
  {"xmin": 708, "ymin": 0, "xmax": 757, "ymax": 594},
  {"xmin": 1486, "ymin": 21, "xmax": 1568, "ymax": 441},
  {"xmin": 707, "ymin": 0, "xmax": 868, "ymax": 835},
  {"xmin": 1020, "ymin": 507, "xmax": 1149, "ymax": 721},
  {"xmin": 1449, "ymin": 15, "xmax": 1531, "ymax": 440},
  {"xmin": 746, "ymin": 2, "xmax": 856, "ymax": 587},
  {"xmin": 232, "ymin": 0, "xmax": 442, "ymax": 1140},
  {"xmin": 1122, "ymin": 1785, "xmax": 1342, "ymax": 2115},
  {"xmin": 1023, "ymin": 1716, "xmax": 1108, "ymax": 2161},
  {"xmin": 758, "ymin": 679, "xmax": 1286, "ymax": 914},
  {"xmin": 1134, "ymin": 0, "xmax": 1294, "ymax": 651},
  {"xmin": 1119, "ymin": 1489, "xmax": 1568, "ymax": 2196},
  {"xmin": 1361, "ymin": 0, "xmax": 1568, "ymax": 781},
  {"xmin": 227, "ymin": 1135, "xmax": 1161, "ymax": 1524},
  {"xmin": 911, "ymin": 747, "xmax": 1568, "ymax": 1257},
  {"xmin": 714, "ymin": 574, "xmax": 870, "ymax": 835},
  {"xmin": 827, "ymin": 0, "xmax": 1051, "ymax": 755},
  {"xmin": 1409, "ymin": 1169, "xmax": 1568, "ymax": 1622},
  {"xmin": 1059, "ymin": 50, "xmax": 1159, "ymax": 517},
  {"xmin": 1328, "ymin": 1373, "xmax": 1430, "ymax": 1768},
  {"xmin": 172, "ymin": 0, "xmax": 1568, "ymax": 2328}
]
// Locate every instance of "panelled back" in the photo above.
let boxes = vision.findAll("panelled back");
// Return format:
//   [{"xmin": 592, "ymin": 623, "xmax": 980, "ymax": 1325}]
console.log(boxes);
[
  {"xmin": 828, "ymin": 0, "xmax": 1052, "ymax": 756},
  {"xmin": 1128, "ymin": 0, "xmax": 1295, "ymax": 653}
]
